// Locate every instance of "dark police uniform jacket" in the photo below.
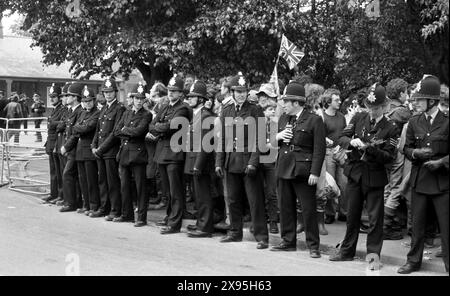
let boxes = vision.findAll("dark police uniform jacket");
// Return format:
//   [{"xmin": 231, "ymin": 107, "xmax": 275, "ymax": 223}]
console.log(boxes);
[
  {"xmin": 404, "ymin": 110, "xmax": 449, "ymax": 195},
  {"xmin": 55, "ymin": 107, "xmax": 70, "ymax": 154},
  {"xmin": 184, "ymin": 107, "xmax": 216, "ymax": 175},
  {"xmin": 338, "ymin": 112, "xmax": 399, "ymax": 187},
  {"xmin": 149, "ymin": 99, "xmax": 191, "ymax": 164},
  {"xmin": 45, "ymin": 102, "xmax": 66, "ymax": 154},
  {"xmin": 91, "ymin": 100, "xmax": 126, "ymax": 159},
  {"xmin": 215, "ymin": 100, "xmax": 264, "ymax": 174},
  {"xmin": 114, "ymin": 108, "xmax": 152, "ymax": 167},
  {"xmin": 275, "ymin": 109, "xmax": 326, "ymax": 180},
  {"xmin": 73, "ymin": 108, "xmax": 100, "ymax": 162},
  {"xmin": 62, "ymin": 104, "xmax": 84, "ymax": 159}
]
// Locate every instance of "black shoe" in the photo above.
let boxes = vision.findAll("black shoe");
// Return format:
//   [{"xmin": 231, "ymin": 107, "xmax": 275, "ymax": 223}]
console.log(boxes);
[
  {"xmin": 337, "ymin": 214, "xmax": 347, "ymax": 222},
  {"xmin": 104, "ymin": 215, "xmax": 115, "ymax": 222},
  {"xmin": 310, "ymin": 249, "xmax": 321, "ymax": 258},
  {"xmin": 220, "ymin": 235, "xmax": 242, "ymax": 243},
  {"xmin": 329, "ymin": 252, "xmax": 354, "ymax": 261},
  {"xmin": 134, "ymin": 221, "xmax": 147, "ymax": 227},
  {"xmin": 271, "ymin": 242, "xmax": 296, "ymax": 251},
  {"xmin": 325, "ymin": 215, "xmax": 335, "ymax": 224},
  {"xmin": 269, "ymin": 222, "xmax": 279, "ymax": 234},
  {"xmin": 383, "ymin": 231, "xmax": 403, "ymax": 240},
  {"xmin": 113, "ymin": 216, "xmax": 134, "ymax": 223},
  {"xmin": 59, "ymin": 206, "xmax": 76, "ymax": 212},
  {"xmin": 360, "ymin": 223, "xmax": 370, "ymax": 234},
  {"xmin": 256, "ymin": 241, "xmax": 269, "ymax": 249},
  {"xmin": 160, "ymin": 226, "xmax": 180, "ymax": 234},
  {"xmin": 187, "ymin": 230, "xmax": 212, "ymax": 238},
  {"xmin": 214, "ymin": 221, "xmax": 230, "ymax": 231},
  {"xmin": 187, "ymin": 224, "xmax": 197, "ymax": 232},
  {"xmin": 49, "ymin": 197, "xmax": 63, "ymax": 205},
  {"xmin": 85, "ymin": 210, "xmax": 93, "ymax": 216},
  {"xmin": 42, "ymin": 196, "xmax": 56, "ymax": 203},
  {"xmin": 397, "ymin": 263, "xmax": 420, "ymax": 274},
  {"xmin": 156, "ymin": 219, "xmax": 168, "ymax": 226},
  {"xmin": 77, "ymin": 207, "xmax": 89, "ymax": 214},
  {"xmin": 89, "ymin": 210, "xmax": 105, "ymax": 218},
  {"xmin": 55, "ymin": 199, "xmax": 65, "ymax": 206}
]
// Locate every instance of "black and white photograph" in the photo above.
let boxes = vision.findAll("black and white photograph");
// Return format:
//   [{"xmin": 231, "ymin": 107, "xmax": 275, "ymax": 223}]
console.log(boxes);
[{"xmin": 0, "ymin": 0, "xmax": 448, "ymax": 279}]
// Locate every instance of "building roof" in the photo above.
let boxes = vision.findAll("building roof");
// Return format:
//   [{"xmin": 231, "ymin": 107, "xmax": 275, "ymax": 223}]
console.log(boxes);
[{"xmin": 0, "ymin": 36, "xmax": 104, "ymax": 81}]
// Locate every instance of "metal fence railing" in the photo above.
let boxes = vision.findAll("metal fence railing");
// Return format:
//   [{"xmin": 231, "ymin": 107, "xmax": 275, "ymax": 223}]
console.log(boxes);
[{"xmin": 0, "ymin": 117, "xmax": 50, "ymax": 196}]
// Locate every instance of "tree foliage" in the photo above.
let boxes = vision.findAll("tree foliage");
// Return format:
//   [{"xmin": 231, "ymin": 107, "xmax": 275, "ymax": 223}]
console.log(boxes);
[{"xmin": 2, "ymin": 0, "xmax": 449, "ymax": 89}]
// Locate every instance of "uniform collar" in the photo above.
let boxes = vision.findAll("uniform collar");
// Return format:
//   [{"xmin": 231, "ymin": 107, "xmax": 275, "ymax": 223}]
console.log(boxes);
[{"xmin": 106, "ymin": 99, "xmax": 117, "ymax": 108}]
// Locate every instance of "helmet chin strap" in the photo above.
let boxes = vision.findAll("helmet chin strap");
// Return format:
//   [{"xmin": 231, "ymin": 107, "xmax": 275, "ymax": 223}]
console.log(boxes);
[{"xmin": 426, "ymin": 99, "xmax": 438, "ymax": 112}]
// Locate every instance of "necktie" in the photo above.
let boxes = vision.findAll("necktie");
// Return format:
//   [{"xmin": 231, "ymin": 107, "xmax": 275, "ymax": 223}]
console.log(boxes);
[
  {"xmin": 236, "ymin": 105, "xmax": 240, "ymax": 113},
  {"xmin": 426, "ymin": 115, "xmax": 432, "ymax": 129},
  {"xmin": 289, "ymin": 115, "xmax": 296, "ymax": 125},
  {"xmin": 370, "ymin": 118, "xmax": 376, "ymax": 129}
]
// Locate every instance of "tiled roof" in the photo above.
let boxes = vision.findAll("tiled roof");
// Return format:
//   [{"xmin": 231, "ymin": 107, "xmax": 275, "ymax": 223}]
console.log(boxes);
[{"xmin": 0, "ymin": 36, "xmax": 104, "ymax": 80}]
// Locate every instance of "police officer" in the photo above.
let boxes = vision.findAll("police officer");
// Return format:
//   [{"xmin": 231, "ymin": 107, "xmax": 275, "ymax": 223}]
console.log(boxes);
[
  {"xmin": 91, "ymin": 78, "xmax": 126, "ymax": 220},
  {"xmin": 330, "ymin": 83, "xmax": 399, "ymax": 263},
  {"xmin": 42, "ymin": 84, "xmax": 65, "ymax": 204},
  {"xmin": 184, "ymin": 80, "xmax": 217, "ymax": 238},
  {"xmin": 73, "ymin": 86, "xmax": 101, "ymax": 215},
  {"xmin": 398, "ymin": 75, "xmax": 449, "ymax": 274},
  {"xmin": 114, "ymin": 82, "xmax": 153, "ymax": 227},
  {"xmin": 215, "ymin": 72, "xmax": 269, "ymax": 249},
  {"xmin": 270, "ymin": 81, "xmax": 325, "ymax": 258},
  {"xmin": 149, "ymin": 74, "xmax": 191, "ymax": 234},
  {"xmin": 51, "ymin": 82, "xmax": 71, "ymax": 205},
  {"xmin": 60, "ymin": 82, "xmax": 84, "ymax": 212}
]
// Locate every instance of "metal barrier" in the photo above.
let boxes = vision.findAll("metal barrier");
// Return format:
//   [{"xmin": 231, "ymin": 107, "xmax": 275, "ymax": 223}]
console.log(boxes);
[{"xmin": 0, "ymin": 117, "xmax": 50, "ymax": 196}]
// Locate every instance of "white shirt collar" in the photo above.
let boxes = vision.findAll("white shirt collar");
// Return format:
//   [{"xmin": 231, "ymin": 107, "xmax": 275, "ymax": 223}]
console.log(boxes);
[
  {"xmin": 426, "ymin": 108, "xmax": 439, "ymax": 124},
  {"xmin": 106, "ymin": 99, "xmax": 117, "ymax": 108},
  {"xmin": 193, "ymin": 106, "xmax": 203, "ymax": 117},
  {"xmin": 169, "ymin": 99, "xmax": 179, "ymax": 106},
  {"xmin": 71, "ymin": 103, "xmax": 81, "ymax": 111}
]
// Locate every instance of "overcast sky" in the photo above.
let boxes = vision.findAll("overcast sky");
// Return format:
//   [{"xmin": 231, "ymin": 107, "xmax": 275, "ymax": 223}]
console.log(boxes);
[{"xmin": 2, "ymin": 11, "xmax": 20, "ymax": 36}]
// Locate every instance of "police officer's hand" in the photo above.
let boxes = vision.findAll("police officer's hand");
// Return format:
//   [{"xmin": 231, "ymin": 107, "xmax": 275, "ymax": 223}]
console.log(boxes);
[
  {"xmin": 276, "ymin": 129, "xmax": 293, "ymax": 142},
  {"xmin": 350, "ymin": 138, "xmax": 366, "ymax": 149},
  {"xmin": 308, "ymin": 174, "xmax": 319, "ymax": 186},
  {"xmin": 423, "ymin": 159, "xmax": 443, "ymax": 171},
  {"xmin": 92, "ymin": 148, "xmax": 100, "ymax": 158},
  {"xmin": 412, "ymin": 148, "xmax": 433, "ymax": 160},
  {"xmin": 244, "ymin": 165, "xmax": 257, "ymax": 177},
  {"xmin": 325, "ymin": 137, "xmax": 334, "ymax": 147},
  {"xmin": 145, "ymin": 132, "xmax": 157, "ymax": 141},
  {"xmin": 215, "ymin": 166, "xmax": 224, "ymax": 178},
  {"xmin": 60, "ymin": 146, "xmax": 67, "ymax": 156},
  {"xmin": 192, "ymin": 167, "xmax": 201, "ymax": 176}
]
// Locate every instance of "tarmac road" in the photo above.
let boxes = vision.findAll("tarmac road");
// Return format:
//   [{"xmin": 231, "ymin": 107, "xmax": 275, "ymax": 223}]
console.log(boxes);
[{"xmin": 0, "ymin": 188, "xmax": 444, "ymax": 276}]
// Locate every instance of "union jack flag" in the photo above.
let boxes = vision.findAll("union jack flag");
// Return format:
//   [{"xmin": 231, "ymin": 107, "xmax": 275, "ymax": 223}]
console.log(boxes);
[{"xmin": 278, "ymin": 34, "xmax": 305, "ymax": 70}]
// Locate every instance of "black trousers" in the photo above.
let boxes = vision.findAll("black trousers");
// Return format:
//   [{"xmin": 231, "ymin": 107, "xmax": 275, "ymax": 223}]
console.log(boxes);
[
  {"xmin": 407, "ymin": 191, "xmax": 449, "ymax": 271},
  {"xmin": 119, "ymin": 164, "xmax": 147, "ymax": 222},
  {"xmin": 62, "ymin": 157, "xmax": 82, "ymax": 208},
  {"xmin": 340, "ymin": 179, "xmax": 384, "ymax": 257},
  {"xmin": 159, "ymin": 163, "xmax": 185, "ymax": 230},
  {"xmin": 77, "ymin": 160, "xmax": 100, "ymax": 211},
  {"xmin": 48, "ymin": 152, "xmax": 62, "ymax": 199},
  {"xmin": 193, "ymin": 173, "xmax": 214, "ymax": 233},
  {"xmin": 226, "ymin": 171, "xmax": 269, "ymax": 243},
  {"xmin": 278, "ymin": 177, "xmax": 319, "ymax": 250},
  {"xmin": 97, "ymin": 158, "xmax": 121, "ymax": 217},
  {"xmin": 57, "ymin": 153, "xmax": 66, "ymax": 199},
  {"xmin": 210, "ymin": 173, "xmax": 226, "ymax": 223},
  {"xmin": 261, "ymin": 163, "xmax": 279, "ymax": 222}
]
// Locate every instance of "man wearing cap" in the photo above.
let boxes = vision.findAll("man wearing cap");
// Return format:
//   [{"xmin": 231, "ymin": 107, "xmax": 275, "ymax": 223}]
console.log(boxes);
[
  {"xmin": 72, "ymin": 86, "xmax": 101, "ymax": 215},
  {"xmin": 257, "ymin": 83, "xmax": 280, "ymax": 234},
  {"xmin": 215, "ymin": 72, "xmax": 269, "ymax": 249},
  {"xmin": 398, "ymin": 75, "xmax": 449, "ymax": 274},
  {"xmin": 270, "ymin": 81, "xmax": 325, "ymax": 258},
  {"xmin": 114, "ymin": 82, "xmax": 153, "ymax": 227},
  {"xmin": 91, "ymin": 78, "xmax": 126, "ymax": 220},
  {"xmin": 51, "ymin": 82, "xmax": 71, "ymax": 205},
  {"xmin": 42, "ymin": 84, "xmax": 65, "ymax": 204},
  {"xmin": 60, "ymin": 82, "xmax": 85, "ymax": 212},
  {"xmin": 183, "ymin": 80, "xmax": 217, "ymax": 238},
  {"xmin": 149, "ymin": 74, "xmax": 191, "ymax": 234},
  {"xmin": 330, "ymin": 83, "xmax": 399, "ymax": 264},
  {"xmin": 30, "ymin": 93, "xmax": 46, "ymax": 142}
]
